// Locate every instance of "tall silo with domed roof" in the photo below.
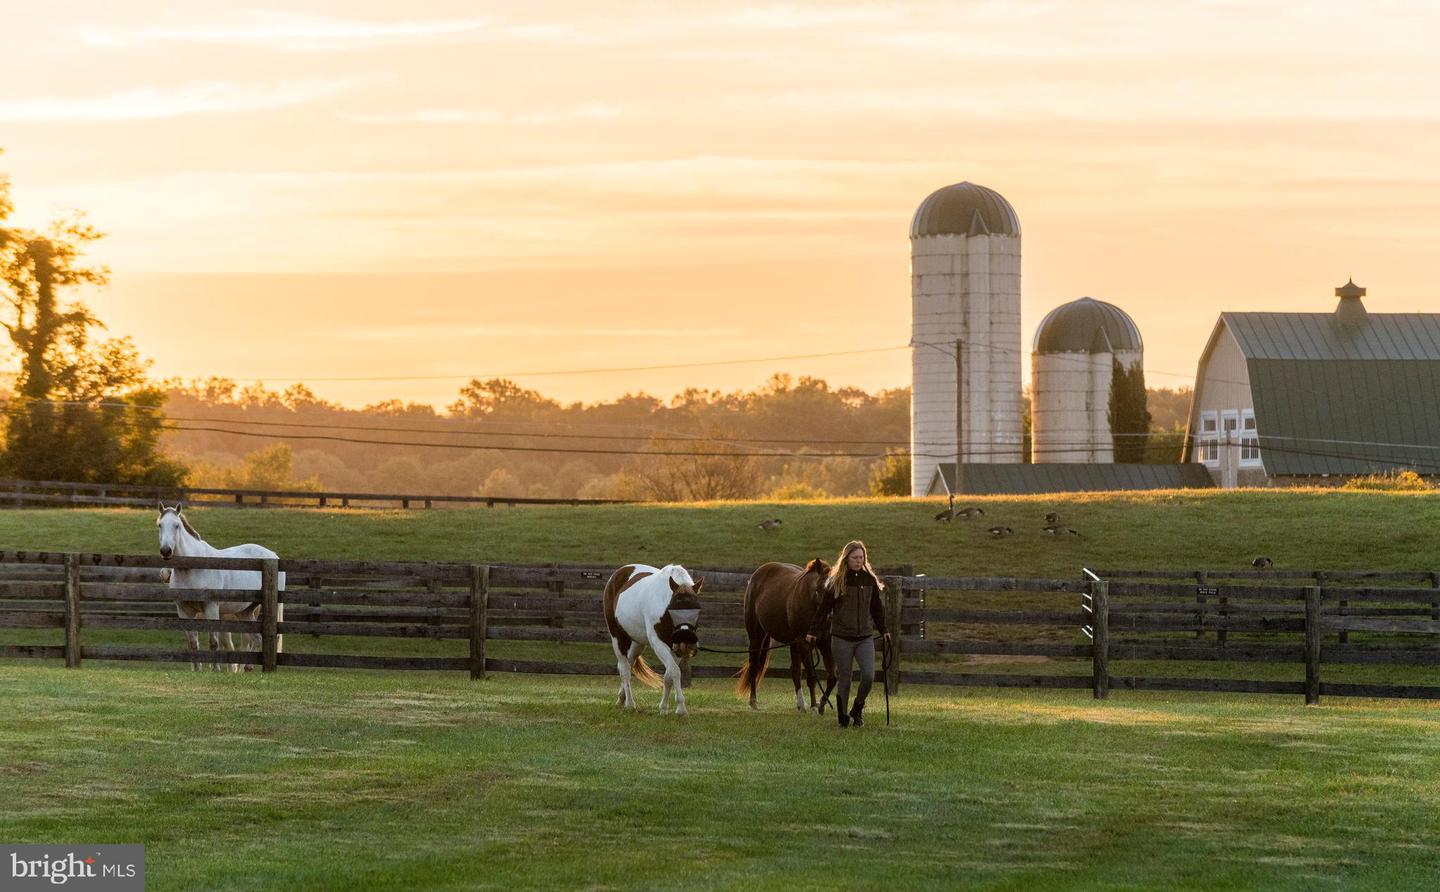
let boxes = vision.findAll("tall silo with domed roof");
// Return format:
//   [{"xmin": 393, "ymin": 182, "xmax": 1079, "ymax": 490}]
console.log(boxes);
[
  {"xmin": 1030, "ymin": 297, "xmax": 1144, "ymax": 463},
  {"xmin": 909, "ymin": 182, "xmax": 1023, "ymax": 495}
]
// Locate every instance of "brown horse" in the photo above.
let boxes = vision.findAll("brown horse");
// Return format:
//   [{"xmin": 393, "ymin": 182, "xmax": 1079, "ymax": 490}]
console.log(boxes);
[{"xmin": 735, "ymin": 559, "xmax": 837, "ymax": 713}]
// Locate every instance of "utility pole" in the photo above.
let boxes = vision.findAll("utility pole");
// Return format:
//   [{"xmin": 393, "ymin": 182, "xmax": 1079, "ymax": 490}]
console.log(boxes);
[{"xmin": 954, "ymin": 338, "xmax": 965, "ymax": 496}]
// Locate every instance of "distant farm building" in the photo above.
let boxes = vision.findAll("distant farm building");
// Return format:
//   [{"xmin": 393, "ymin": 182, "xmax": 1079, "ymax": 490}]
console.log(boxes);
[
  {"xmin": 909, "ymin": 181, "xmax": 1213, "ymax": 497},
  {"xmin": 1186, "ymin": 280, "xmax": 1440, "ymax": 486},
  {"xmin": 1030, "ymin": 297, "xmax": 1144, "ymax": 463},
  {"xmin": 909, "ymin": 182, "xmax": 1024, "ymax": 495}
]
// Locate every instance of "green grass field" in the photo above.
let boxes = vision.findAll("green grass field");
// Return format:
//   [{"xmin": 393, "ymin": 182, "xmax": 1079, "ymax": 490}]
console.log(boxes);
[
  {"xmin": 1, "ymin": 489, "xmax": 1438, "ymax": 574},
  {"xmin": 3, "ymin": 491, "xmax": 1440, "ymax": 889},
  {"xmin": 2, "ymin": 666, "xmax": 1438, "ymax": 891}
]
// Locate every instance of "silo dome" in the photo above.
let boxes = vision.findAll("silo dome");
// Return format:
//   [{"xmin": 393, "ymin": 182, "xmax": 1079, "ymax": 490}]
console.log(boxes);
[
  {"xmin": 911, "ymin": 182, "xmax": 1021, "ymax": 239},
  {"xmin": 1033, "ymin": 297, "xmax": 1142, "ymax": 354}
]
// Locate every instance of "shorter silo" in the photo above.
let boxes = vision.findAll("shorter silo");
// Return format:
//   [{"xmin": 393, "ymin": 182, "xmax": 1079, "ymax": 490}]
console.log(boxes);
[{"xmin": 1031, "ymin": 297, "xmax": 1143, "ymax": 463}]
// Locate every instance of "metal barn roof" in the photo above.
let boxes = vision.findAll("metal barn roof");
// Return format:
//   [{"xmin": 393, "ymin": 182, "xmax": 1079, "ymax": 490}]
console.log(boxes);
[{"xmin": 929, "ymin": 463, "xmax": 1216, "ymax": 496}]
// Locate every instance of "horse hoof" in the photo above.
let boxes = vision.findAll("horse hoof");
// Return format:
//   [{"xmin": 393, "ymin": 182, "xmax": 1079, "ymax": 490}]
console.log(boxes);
[
  {"xmin": 676, "ymin": 706, "xmax": 688, "ymax": 717},
  {"xmin": 748, "ymin": 701, "xmax": 759, "ymax": 711}
]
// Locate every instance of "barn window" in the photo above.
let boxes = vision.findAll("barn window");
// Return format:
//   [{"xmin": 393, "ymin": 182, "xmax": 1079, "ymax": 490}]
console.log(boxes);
[
  {"xmin": 1198, "ymin": 411, "xmax": 1219, "ymax": 464},
  {"xmin": 1239, "ymin": 409, "xmax": 1262, "ymax": 465}
]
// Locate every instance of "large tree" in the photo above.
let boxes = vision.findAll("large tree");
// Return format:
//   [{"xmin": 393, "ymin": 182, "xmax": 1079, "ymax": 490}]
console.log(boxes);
[
  {"xmin": 0, "ymin": 158, "xmax": 184, "ymax": 484},
  {"xmin": 1108, "ymin": 360, "xmax": 1152, "ymax": 463}
]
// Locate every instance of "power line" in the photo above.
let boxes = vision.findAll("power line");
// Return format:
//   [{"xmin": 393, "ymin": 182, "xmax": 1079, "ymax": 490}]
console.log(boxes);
[{"xmin": 155, "ymin": 345, "xmax": 911, "ymax": 383}]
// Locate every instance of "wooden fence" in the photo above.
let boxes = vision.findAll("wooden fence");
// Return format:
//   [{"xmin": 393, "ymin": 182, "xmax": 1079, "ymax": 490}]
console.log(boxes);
[
  {"xmin": 2, "ymin": 552, "xmax": 1438, "ymax": 703},
  {"xmin": 1090, "ymin": 568, "xmax": 1440, "ymax": 702},
  {"xmin": 0, "ymin": 477, "xmax": 631, "ymax": 510}
]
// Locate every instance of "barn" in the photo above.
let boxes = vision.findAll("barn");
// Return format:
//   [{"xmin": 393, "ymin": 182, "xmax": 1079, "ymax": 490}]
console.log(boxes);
[{"xmin": 1185, "ymin": 280, "xmax": 1440, "ymax": 486}]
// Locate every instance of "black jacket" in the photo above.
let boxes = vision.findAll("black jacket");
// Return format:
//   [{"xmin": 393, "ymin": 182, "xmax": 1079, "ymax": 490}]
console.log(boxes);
[{"xmin": 810, "ymin": 569, "xmax": 887, "ymax": 641}]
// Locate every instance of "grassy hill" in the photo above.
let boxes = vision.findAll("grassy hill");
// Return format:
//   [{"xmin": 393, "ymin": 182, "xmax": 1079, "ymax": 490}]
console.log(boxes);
[
  {"xmin": 4, "ymin": 492, "xmax": 1440, "ymax": 889},
  {"xmin": 0, "ymin": 489, "xmax": 1437, "ymax": 576}
]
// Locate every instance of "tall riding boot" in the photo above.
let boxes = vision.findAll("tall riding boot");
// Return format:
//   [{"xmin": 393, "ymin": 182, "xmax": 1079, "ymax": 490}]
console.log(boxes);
[
  {"xmin": 850, "ymin": 701, "xmax": 865, "ymax": 728},
  {"xmin": 837, "ymin": 698, "xmax": 850, "ymax": 728}
]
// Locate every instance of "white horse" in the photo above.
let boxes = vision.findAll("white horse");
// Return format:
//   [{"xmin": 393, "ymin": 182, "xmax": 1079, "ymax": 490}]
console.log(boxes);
[
  {"xmin": 156, "ymin": 502, "xmax": 285, "ymax": 672},
  {"xmin": 602, "ymin": 564, "xmax": 702, "ymax": 715}
]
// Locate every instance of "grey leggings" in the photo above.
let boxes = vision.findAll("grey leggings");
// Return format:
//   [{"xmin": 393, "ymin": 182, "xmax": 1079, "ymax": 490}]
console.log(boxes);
[{"xmin": 832, "ymin": 636, "xmax": 875, "ymax": 714}]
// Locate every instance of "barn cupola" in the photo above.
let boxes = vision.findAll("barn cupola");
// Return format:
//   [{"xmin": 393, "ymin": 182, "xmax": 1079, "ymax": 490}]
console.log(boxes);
[{"xmin": 1334, "ymin": 278, "xmax": 1368, "ymax": 328}]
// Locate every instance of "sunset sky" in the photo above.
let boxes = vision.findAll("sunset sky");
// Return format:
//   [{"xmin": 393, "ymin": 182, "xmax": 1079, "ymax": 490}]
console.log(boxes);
[{"xmin": 3, "ymin": 1, "xmax": 1438, "ymax": 408}]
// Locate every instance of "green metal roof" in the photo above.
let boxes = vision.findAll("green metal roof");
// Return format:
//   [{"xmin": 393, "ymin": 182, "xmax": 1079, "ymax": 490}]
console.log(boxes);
[
  {"xmin": 930, "ymin": 463, "xmax": 1215, "ymax": 496},
  {"xmin": 1223, "ymin": 312, "xmax": 1440, "ymax": 361},
  {"xmin": 1248, "ymin": 359, "xmax": 1440, "ymax": 475},
  {"xmin": 1219, "ymin": 312, "xmax": 1440, "ymax": 475}
]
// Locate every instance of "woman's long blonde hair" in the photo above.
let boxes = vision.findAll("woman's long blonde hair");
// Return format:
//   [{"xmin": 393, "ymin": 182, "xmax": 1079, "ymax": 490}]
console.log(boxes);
[{"xmin": 826, "ymin": 539, "xmax": 884, "ymax": 593}]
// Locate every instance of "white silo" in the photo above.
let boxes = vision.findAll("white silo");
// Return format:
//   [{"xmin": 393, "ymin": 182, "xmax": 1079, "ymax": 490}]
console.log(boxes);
[
  {"xmin": 909, "ymin": 182, "xmax": 1023, "ymax": 496},
  {"xmin": 1030, "ymin": 297, "xmax": 1144, "ymax": 463}
]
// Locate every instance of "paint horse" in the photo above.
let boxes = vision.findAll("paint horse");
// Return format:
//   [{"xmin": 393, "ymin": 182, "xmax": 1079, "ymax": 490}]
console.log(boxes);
[
  {"xmin": 603, "ymin": 564, "xmax": 702, "ymax": 715},
  {"xmin": 735, "ymin": 559, "xmax": 837, "ymax": 713},
  {"xmin": 156, "ymin": 502, "xmax": 286, "ymax": 672}
]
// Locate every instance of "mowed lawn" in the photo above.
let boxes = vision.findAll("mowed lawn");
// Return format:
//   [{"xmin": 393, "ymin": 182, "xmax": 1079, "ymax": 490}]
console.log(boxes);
[
  {"xmin": 4, "ymin": 492, "xmax": 1440, "ymax": 889},
  {"xmin": 3, "ymin": 664, "xmax": 1439, "ymax": 891}
]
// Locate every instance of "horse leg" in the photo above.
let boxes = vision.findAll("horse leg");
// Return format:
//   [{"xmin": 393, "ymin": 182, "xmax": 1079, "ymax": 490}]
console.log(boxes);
[
  {"xmin": 817, "ymin": 636, "xmax": 839, "ymax": 715},
  {"xmin": 646, "ymin": 630, "xmax": 685, "ymax": 716},
  {"xmin": 204, "ymin": 601, "xmax": 223, "ymax": 672},
  {"xmin": 177, "ymin": 603, "xmax": 200, "ymax": 672},
  {"xmin": 745, "ymin": 633, "xmax": 770, "ymax": 711},
  {"xmin": 244, "ymin": 606, "xmax": 260, "ymax": 672},
  {"xmin": 222, "ymin": 630, "xmax": 240, "ymax": 673},
  {"xmin": 799, "ymin": 643, "xmax": 822, "ymax": 715},
  {"xmin": 611, "ymin": 636, "xmax": 631, "ymax": 708},
  {"xmin": 789, "ymin": 644, "xmax": 806, "ymax": 712},
  {"xmin": 622, "ymin": 641, "xmax": 644, "ymax": 710}
]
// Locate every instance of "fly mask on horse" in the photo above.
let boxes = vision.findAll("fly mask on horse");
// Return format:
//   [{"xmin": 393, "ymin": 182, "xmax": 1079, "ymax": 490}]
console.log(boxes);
[{"xmin": 603, "ymin": 563, "xmax": 704, "ymax": 716}]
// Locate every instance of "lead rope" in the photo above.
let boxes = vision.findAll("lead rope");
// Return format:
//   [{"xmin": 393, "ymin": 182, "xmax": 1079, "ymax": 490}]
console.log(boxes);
[{"xmin": 878, "ymin": 633, "xmax": 894, "ymax": 727}]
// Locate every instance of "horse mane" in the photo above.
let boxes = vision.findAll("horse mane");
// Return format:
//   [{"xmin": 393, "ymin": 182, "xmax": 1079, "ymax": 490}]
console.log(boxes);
[
  {"xmin": 664, "ymin": 564, "xmax": 702, "ymax": 592},
  {"xmin": 178, "ymin": 511, "xmax": 200, "ymax": 541},
  {"xmin": 664, "ymin": 564, "xmax": 690, "ymax": 586}
]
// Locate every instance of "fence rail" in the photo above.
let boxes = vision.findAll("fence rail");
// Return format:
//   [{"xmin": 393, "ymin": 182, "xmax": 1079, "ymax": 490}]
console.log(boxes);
[
  {"xmin": 1, "ymin": 553, "xmax": 1438, "ymax": 704},
  {"xmin": 0, "ymin": 477, "xmax": 632, "ymax": 510}
]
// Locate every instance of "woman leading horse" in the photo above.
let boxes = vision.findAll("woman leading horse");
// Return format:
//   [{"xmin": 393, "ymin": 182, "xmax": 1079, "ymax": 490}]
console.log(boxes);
[{"xmin": 806, "ymin": 540, "xmax": 890, "ymax": 728}]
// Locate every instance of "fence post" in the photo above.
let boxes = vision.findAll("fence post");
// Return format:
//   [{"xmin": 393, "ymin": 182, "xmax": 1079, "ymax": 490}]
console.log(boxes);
[
  {"xmin": 883, "ymin": 576, "xmax": 903, "ymax": 695},
  {"xmin": 1430, "ymin": 572, "xmax": 1439, "ymax": 623},
  {"xmin": 1091, "ymin": 580, "xmax": 1109, "ymax": 700},
  {"xmin": 1194, "ymin": 571, "xmax": 1207, "ymax": 640},
  {"xmin": 63, "ymin": 553, "xmax": 82, "ymax": 668},
  {"xmin": 470, "ymin": 565, "xmax": 489, "ymax": 680},
  {"xmin": 1304, "ymin": 585, "xmax": 1321, "ymax": 706},
  {"xmin": 261, "ymin": 559, "xmax": 279, "ymax": 672}
]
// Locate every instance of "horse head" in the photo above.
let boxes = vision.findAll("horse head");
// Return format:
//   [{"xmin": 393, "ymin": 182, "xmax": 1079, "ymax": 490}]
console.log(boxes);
[
  {"xmin": 802, "ymin": 557, "xmax": 832, "ymax": 607},
  {"xmin": 155, "ymin": 500, "xmax": 190, "ymax": 560},
  {"xmin": 666, "ymin": 570, "xmax": 703, "ymax": 660}
]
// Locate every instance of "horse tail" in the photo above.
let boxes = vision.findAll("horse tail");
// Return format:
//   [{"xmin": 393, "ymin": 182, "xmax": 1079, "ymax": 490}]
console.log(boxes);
[
  {"xmin": 733, "ymin": 646, "xmax": 772, "ymax": 699},
  {"xmin": 631, "ymin": 655, "xmax": 663, "ymax": 690}
]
